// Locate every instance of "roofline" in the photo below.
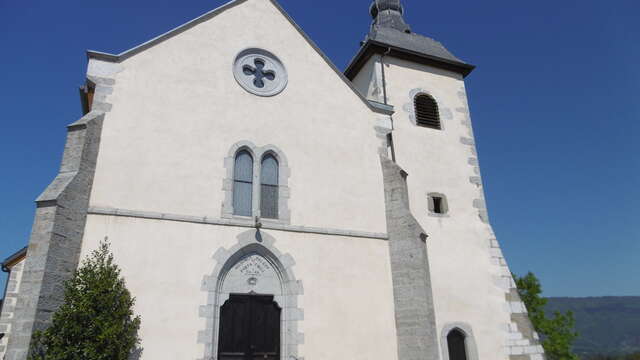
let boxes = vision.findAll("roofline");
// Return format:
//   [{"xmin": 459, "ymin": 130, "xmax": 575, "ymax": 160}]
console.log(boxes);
[
  {"xmin": 86, "ymin": 0, "xmax": 394, "ymax": 116},
  {"xmin": 2, "ymin": 246, "xmax": 27, "ymax": 272},
  {"xmin": 87, "ymin": 0, "xmax": 249, "ymax": 62},
  {"xmin": 344, "ymin": 40, "xmax": 476, "ymax": 80}
]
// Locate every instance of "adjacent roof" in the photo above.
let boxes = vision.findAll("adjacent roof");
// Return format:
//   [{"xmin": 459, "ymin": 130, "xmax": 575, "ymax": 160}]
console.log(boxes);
[
  {"xmin": 1, "ymin": 246, "xmax": 27, "ymax": 272},
  {"xmin": 345, "ymin": 0, "xmax": 475, "ymax": 79}
]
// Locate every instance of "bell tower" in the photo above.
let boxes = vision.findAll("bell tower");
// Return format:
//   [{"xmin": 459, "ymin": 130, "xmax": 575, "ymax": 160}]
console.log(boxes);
[{"xmin": 347, "ymin": 1, "xmax": 546, "ymax": 360}]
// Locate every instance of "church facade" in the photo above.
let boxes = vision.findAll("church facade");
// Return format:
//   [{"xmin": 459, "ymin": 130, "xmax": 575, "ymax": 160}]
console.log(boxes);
[{"xmin": 1, "ymin": 1, "xmax": 546, "ymax": 359}]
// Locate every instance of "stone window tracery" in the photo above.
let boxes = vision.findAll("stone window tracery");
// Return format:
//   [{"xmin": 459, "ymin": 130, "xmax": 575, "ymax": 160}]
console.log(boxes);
[
  {"xmin": 233, "ymin": 48, "xmax": 287, "ymax": 97},
  {"xmin": 223, "ymin": 142, "xmax": 291, "ymax": 224}
]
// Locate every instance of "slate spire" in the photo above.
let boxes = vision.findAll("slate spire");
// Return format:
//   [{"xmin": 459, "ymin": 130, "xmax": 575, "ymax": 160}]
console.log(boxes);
[
  {"xmin": 346, "ymin": 0, "xmax": 475, "ymax": 79},
  {"xmin": 370, "ymin": 0, "xmax": 411, "ymax": 34}
]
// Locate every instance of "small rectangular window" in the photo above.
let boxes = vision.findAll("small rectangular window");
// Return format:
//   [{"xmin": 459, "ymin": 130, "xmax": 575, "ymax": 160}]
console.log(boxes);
[
  {"xmin": 428, "ymin": 193, "xmax": 448, "ymax": 215},
  {"xmin": 433, "ymin": 197, "xmax": 443, "ymax": 214}
]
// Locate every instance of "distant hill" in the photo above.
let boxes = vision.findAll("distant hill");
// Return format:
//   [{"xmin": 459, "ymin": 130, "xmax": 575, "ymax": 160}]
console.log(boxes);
[{"xmin": 546, "ymin": 297, "xmax": 640, "ymax": 356}]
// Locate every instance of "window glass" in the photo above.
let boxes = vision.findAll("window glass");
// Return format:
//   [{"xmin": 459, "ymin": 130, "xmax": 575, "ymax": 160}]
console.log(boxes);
[
  {"xmin": 233, "ymin": 151, "xmax": 253, "ymax": 216},
  {"xmin": 261, "ymin": 155, "xmax": 279, "ymax": 219}
]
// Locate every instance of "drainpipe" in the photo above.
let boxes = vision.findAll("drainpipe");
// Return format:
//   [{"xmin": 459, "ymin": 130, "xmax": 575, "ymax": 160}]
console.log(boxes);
[
  {"xmin": 380, "ymin": 48, "xmax": 397, "ymax": 162},
  {"xmin": 380, "ymin": 48, "xmax": 391, "ymax": 107}
]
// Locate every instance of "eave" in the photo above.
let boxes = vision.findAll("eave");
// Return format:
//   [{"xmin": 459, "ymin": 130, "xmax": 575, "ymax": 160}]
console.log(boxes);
[
  {"xmin": 345, "ymin": 40, "xmax": 476, "ymax": 80},
  {"xmin": 1, "ymin": 247, "xmax": 27, "ymax": 272}
]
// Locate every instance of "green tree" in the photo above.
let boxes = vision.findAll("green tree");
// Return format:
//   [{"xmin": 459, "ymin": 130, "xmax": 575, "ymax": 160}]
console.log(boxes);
[
  {"xmin": 29, "ymin": 241, "xmax": 141, "ymax": 360},
  {"xmin": 514, "ymin": 272, "xmax": 579, "ymax": 360}
]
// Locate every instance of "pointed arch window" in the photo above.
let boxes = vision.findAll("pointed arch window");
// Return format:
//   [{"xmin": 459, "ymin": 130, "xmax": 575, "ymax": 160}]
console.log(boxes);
[
  {"xmin": 260, "ymin": 154, "xmax": 279, "ymax": 219},
  {"xmin": 223, "ymin": 142, "xmax": 290, "ymax": 223},
  {"xmin": 414, "ymin": 94, "xmax": 441, "ymax": 129},
  {"xmin": 447, "ymin": 329, "xmax": 468, "ymax": 360},
  {"xmin": 233, "ymin": 150, "xmax": 254, "ymax": 217}
]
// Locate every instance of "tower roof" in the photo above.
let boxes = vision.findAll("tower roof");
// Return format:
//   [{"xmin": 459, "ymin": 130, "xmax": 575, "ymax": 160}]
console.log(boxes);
[{"xmin": 345, "ymin": 0, "xmax": 475, "ymax": 79}]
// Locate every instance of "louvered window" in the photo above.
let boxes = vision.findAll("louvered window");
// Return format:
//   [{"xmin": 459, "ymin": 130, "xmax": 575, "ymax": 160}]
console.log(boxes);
[
  {"xmin": 260, "ymin": 155, "xmax": 279, "ymax": 219},
  {"xmin": 414, "ymin": 94, "xmax": 441, "ymax": 129},
  {"xmin": 233, "ymin": 150, "xmax": 254, "ymax": 217}
]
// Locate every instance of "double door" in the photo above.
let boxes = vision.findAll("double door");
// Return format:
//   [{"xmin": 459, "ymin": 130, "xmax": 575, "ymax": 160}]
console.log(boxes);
[{"xmin": 218, "ymin": 294, "xmax": 281, "ymax": 360}]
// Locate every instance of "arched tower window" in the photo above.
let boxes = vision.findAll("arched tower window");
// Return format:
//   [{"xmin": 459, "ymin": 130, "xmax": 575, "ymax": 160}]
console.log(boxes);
[
  {"xmin": 233, "ymin": 150, "xmax": 254, "ymax": 216},
  {"xmin": 414, "ymin": 94, "xmax": 441, "ymax": 129},
  {"xmin": 260, "ymin": 154, "xmax": 279, "ymax": 219},
  {"xmin": 447, "ymin": 329, "xmax": 468, "ymax": 360}
]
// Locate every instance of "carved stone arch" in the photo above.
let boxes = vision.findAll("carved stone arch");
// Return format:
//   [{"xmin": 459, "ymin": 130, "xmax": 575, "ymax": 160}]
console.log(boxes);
[
  {"xmin": 257, "ymin": 144, "xmax": 289, "ymax": 166},
  {"xmin": 199, "ymin": 229, "xmax": 304, "ymax": 360},
  {"xmin": 403, "ymin": 87, "xmax": 454, "ymax": 130},
  {"xmin": 222, "ymin": 141, "xmax": 291, "ymax": 224},
  {"xmin": 228, "ymin": 140, "xmax": 259, "ymax": 159},
  {"xmin": 440, "ymin": 322, "xmax": 479, "ymax": 360}
]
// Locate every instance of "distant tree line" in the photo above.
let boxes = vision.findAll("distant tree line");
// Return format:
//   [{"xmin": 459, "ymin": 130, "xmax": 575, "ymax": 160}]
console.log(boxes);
[{"xmin": 583, "ymin": 353, "xmax": 640, "ymax": 360}]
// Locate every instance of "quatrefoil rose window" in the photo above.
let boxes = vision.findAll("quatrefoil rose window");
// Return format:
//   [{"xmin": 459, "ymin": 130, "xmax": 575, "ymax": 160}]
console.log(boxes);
[{"xmin": 233, "ymin": 48, "xmax": 288, "ymax": 97}]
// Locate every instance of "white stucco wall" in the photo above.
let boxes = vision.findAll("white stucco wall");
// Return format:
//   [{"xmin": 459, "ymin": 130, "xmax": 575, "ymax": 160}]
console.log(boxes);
[
  {"xmin": 355, "ymin": 55, "xmax": 513, "ymax": 359},
  {"xmin": 80, "ymin": 214, "xmax": 398, "ymax": 360},
  {"xmin": 82, "ymin": 0, "xmax": 398, "ymax": 359},
  {"xmin": 88, "ymin": 0, "xmax": 387, "ymax": 234},
  {"xmin": 351, "ymin": 55, "xmax": 385, "ymax": 104}
]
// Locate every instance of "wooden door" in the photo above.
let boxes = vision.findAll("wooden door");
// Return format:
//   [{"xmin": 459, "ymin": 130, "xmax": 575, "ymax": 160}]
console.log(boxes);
[{"xmin": 218, "ymin": 295, "xmax": 281, "ymax": 360}]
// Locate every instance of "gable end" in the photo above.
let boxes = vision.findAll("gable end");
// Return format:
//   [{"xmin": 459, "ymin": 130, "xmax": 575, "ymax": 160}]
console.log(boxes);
[{"xmin": 86, "ymin": 0, "xmax": 394, "ymax": 116}]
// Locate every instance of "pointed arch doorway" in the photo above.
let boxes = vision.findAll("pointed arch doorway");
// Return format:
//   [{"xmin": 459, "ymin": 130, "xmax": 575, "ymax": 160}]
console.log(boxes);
[
  {"xmin": 218, "ymin": 294, "xmax": 281, "ymax": 360},
  {"xmin": 201, "ymin": 232, "xmax": 303, "ymax": 360}
]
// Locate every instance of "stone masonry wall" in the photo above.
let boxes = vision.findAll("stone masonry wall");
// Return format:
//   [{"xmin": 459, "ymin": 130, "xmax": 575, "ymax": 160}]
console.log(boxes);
[
  {"xmin": 380, "ymin": 155, "xmax": 440, "ymax": 360},
  {"xmin": 0, "ymin": 259, "xmax": 26, "ymax": 358},
  {"xmin": 4, "ymin": 60, "xmax": 120, "ymax": 360}
]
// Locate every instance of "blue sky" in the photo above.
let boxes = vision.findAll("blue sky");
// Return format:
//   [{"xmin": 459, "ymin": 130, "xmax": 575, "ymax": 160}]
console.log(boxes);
[{"xmin": 0, "ymin": 0, "xmax": 638, "ymax": 297}]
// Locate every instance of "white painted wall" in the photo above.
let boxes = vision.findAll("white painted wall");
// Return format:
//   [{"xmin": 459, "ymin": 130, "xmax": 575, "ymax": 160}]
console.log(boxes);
[
  {"xmin": 355, "ymin": 55, "xmax": 514, "ymax": 359},
  {"xmin": 88, "ymin": 0, "xmax": 387, "ymax": 234},
  {"xmin": 83, "ymin": 0, "xmax": 398, "ymax": 359},
  {"xmin": 80, "ymin": 214, "xmax": 398, "ymax": 360},
  {"xmin": 78, "ymin": 0, "xmax": 524, "ymax": 357}
]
